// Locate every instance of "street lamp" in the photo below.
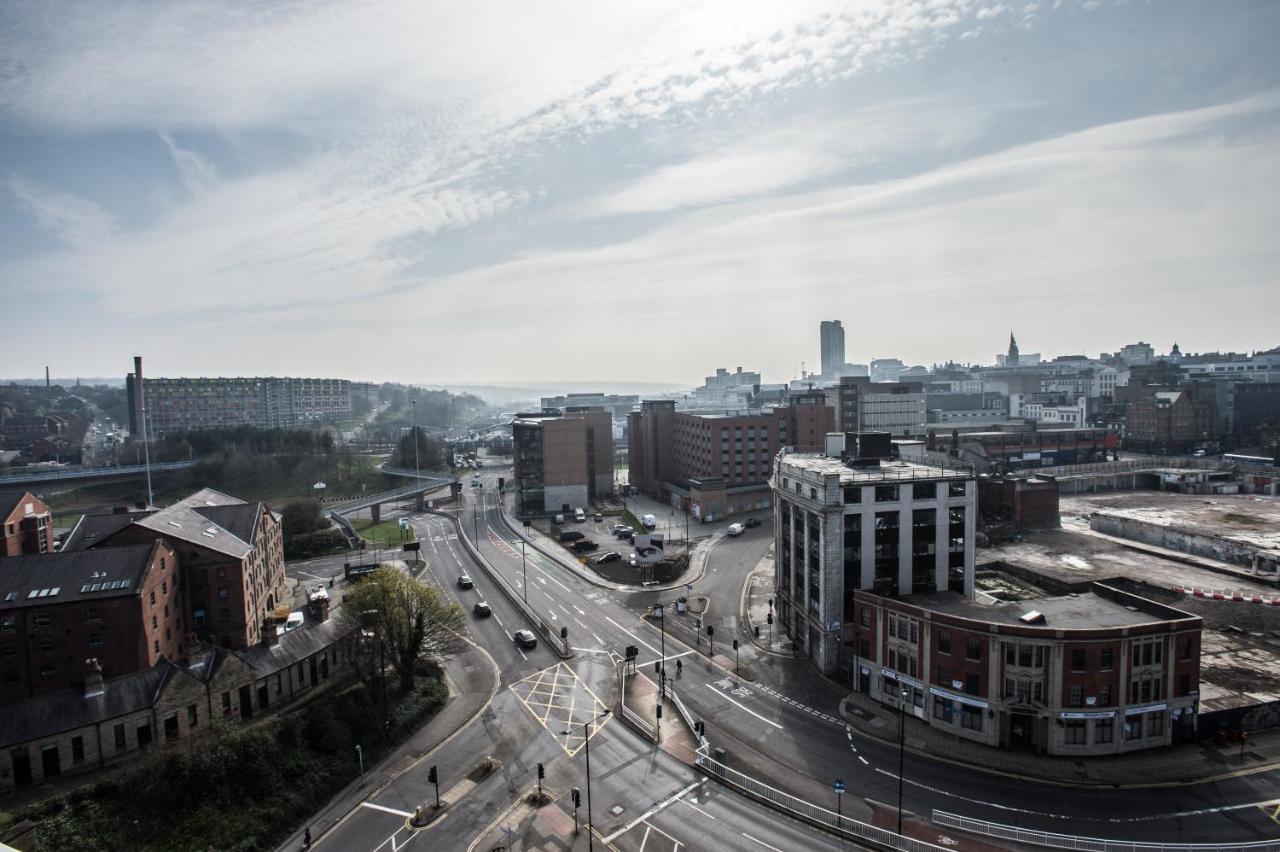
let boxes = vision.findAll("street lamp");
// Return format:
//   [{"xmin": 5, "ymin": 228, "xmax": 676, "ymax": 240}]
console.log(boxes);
[
  {"xmin": 521, "ymin": 538, "xmax": 528, "ymax": 604},
  {"xmin": 651, "ymin": 594, "xmax": 687, "ymax": 695},
  {"xmin": 412, "ymin": 399, "xmax": 420, "ymax": 481},
  {"xmin": 897, "ymin": 685, "xmax": 909, "ymax": 835},
  {"xmin": 562, "ymin": 709, "xmax": 611, "ymax": 851}
]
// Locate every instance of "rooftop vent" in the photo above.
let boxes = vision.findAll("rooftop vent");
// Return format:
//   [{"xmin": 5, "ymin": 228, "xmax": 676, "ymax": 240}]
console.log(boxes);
[{"xmin": 1019, "ymin": 610, "xmax": 1045, "ymax": 625}]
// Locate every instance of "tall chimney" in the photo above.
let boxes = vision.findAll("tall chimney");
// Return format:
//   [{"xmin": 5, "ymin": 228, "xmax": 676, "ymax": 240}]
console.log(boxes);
[{"xmin": 45, "ymin": 366, "xmax": 50, "ymax": 388}]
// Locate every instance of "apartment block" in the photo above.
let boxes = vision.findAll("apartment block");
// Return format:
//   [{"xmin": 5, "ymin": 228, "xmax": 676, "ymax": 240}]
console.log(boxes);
[{"xmin": 512, "ymin": 407, "xmax": 614, "ymax": 514}]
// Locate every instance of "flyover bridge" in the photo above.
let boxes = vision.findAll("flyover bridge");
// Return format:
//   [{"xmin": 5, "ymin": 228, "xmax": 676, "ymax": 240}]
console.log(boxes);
[{"xmin": 0, "ymin": 460, "xmax": 199, "ymax": 488}]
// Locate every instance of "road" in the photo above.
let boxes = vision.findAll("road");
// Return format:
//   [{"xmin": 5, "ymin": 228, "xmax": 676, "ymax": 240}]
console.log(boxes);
[{"xmin": 288, "ymin": 461, "xmax": 1280, "ymax": 850}]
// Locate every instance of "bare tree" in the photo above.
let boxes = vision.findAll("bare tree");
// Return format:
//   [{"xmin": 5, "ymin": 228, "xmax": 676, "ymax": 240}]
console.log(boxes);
[{"xmin": 340, "ymin": 567, "xmax": 466, "ymax": 693}]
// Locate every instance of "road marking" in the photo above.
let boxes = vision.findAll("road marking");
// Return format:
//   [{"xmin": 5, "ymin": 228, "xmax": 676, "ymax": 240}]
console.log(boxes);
[
  {"xmin": 359, "ymin": 802, "xmax": 413, "ymax": 817},
  {"xmin": 741, "ymin": 833, "xmax": 783, "ymax": 851},
  {"xmin": 605, "ymin": 616, "xmax": 662, "ymax": 655},
  {"xmin": 575, "ymin": 617, "xmax": 589, "ymax": 629},
  {"xmin": 858, "ymin": 755, "xmax": 869, "ymax": 765},
  {"xmin": 492, "ymin": 614, "xmax": 505, "ymax": 629},
  {"xmin": 603, "ymin": 780, "xmax": 701, "ymax": 842},
  {"xmin": 592, "ymin": 633, "xmax": 605, "ymax": 646},
  {"xmin": 680, "ymin": 797, "xmax": 715, "ymax": 819},
  {"xmin": 703, "ymin": 683, "xmax": 783, "ymax": 730}
]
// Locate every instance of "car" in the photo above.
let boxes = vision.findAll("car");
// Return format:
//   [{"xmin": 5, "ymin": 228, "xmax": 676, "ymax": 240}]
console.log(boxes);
[
  {"xmin": 473, "ymin": 601, "xmax": 492, "ymax": 617},
  {"xmin": 574, "ymin": 508, "xmax": 586, "ymax": 522},
  {"xmin": 1192, "ymin": 449, "xmax": 1206, "ymax": 457},
  {"xmin": 594, "ymin": 551, "xmax": 621, "ymax": 564},
  {"xmin": 571, "ymin": 539, "xmax": 599, "ymax": 554},
  {"xmin": 514, "ymin": 629, "xmax": 538, "ymax": 649},
  {"xmin": 593, "ymin": 512, "xmax": 604, "ymax": 522},
  {"xmin": 457, "ymin": 574, "xmax": 474, "ymax": 589},
  {"xmin": 745, "ymin": 517, "xmax": 761, "ymax": 528},
  {"xmin": 553, "ymin": 513, "xmax": 565, "ymax": 524},
  {"xmin": 616, "ymin": 529, "xmax": 635, "ymax": 543},
  {"xmin": 641, "ymin": 514, "xmax": 657, "ymax": 529},
  {"xmin": 558, "ymin": 530, "xmax": 585, "ymax": 543},
  {"xmin": 612, "ymin": 523, "xmax": 630, "ymax": 534},
  {"xmin": 727, "ymin": 523, "xmax": 745, "ymax": 536},
  {"xmin": 471, "ymin": 477, "xmax": 481, "ymax": 487}
]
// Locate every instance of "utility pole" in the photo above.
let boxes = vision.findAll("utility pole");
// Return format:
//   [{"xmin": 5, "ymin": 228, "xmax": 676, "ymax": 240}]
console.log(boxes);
[{"xmin": 412, "ymin": 399, "xmax": 420, "ymax": 481}]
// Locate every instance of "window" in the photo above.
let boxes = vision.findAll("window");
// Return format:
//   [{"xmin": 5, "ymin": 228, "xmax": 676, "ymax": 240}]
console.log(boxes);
[
  {"xmin": 860, "ymin": 607, "xmax": 871, "ymax": 628},
  {"xmin": 938, "ymin": 630, "xmax": 951, "ymax": 655},
  {"xmin": 933, "ymin": 697, "xmax": 954, "ymax": 723},
  {"xmin": 949, "ymin": 481, "xmax": 966, "ymax": 497},
  {"xmin": 1099, "ymin": 685, "xmax": 1111, "ymax": 706},
  {"xmin": 1179, "ymin": 673, "xmax": 1191, "ymax": 696},
  {"xmin": 72, "ymin": 736, "xmax": 85, "ymax": 762},
  {"xmin": 36, "ymin": 637, "xmax": 53, "ymax": 653},
  {"xmin": 1126, "ymin": 715, "xmax": 1143, "ymax": 740},
  {"xmin": 960, "ymin": 705, "xmax": 983, "ymax": 732},
  {"xmin": 188, "ymin": 704, "xmax": 198, "ymax": 727},
  {"xmin": 1068, "ymin": 684, "xmax": 1083, "ymax": 707},
  {"xmin": 1071, "ymin": 649, "xmax": 1086, "ymax": 672},
  {"xmin": 966, "ymin": 638, "xmax": 981, "ymax": 661},
  {"xmin": 1095, "ymin": 718, "xmax": 1114, "ymax": 744},
  {"xmin": 150, "ymin": 591, "xmax": 156, "ymax": 606},
  {"xmin": 844, "ymin": 486, "xmax": 861, "ymax": 504},
  {"xmin": 0, "ymin": 616, "xmax": 15, "ymax": 632},
  {"xmin": 1064, "ymin": 720, "xmax": 1087, "ymax": 745},
  {"xmin": 1148, "ymin": 711, "xmax": 1165, "ymax": 737},
  {"xmin": 89, "ymin": 632, "xmax": 103, "ymax": 647},
  {"xmin": 1100, "ymin": 648, "xmax": 1113, "ymax": 670},
  {"xmin": 888, "ymin": 615, "xmax": 896, "ymax": 638},
  {"xmin": 222, "ymin": 691, "xmax": 232, "ymax": 717},
  {"xmin": 912, "ymin": 483, "xmax": 935, "ymax": 500},
  {"xmin": 219, "ymin": 608, "xmax": 230, "ymax": 623},
  {"xmin": 33, "ymin": 614, "xmax": 50, "ymax": 628},
  {"xmin": 164, "ymin": 714, "xmax": 179, "ymax": 741},
  {"xmin": 909, "ymin": 620, "xmax": 918, "ymax": 644},
  {"xmin": 875, "ymin": 485, "xmax": 898, "ymax": 502},
  {"xmin": 1179, "ymin": 637, "xmax": 1193, "ymax": 661},
  {"xmin": 114, "ymin": 723, "xmax": 126, "ymax": 751},
  {"xmin": 964, "ymin": 673, "xmax": 980, "ymax": 695}
]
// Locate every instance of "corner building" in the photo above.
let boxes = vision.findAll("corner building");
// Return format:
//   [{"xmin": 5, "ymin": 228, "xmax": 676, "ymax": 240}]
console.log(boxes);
[{"xmin": 773, "ymin": 433, "xmax": 1200, "ymax": 755}]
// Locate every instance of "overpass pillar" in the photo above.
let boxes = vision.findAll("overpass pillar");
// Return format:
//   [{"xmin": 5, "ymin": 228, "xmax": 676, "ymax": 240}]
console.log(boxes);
[
  {"xmin": 371, "ymin": 503, "xmax": 381, "ymax": 524},
  {"xmin": 415, "ymin": 491, "xmax": 425, "ymax": 512}
]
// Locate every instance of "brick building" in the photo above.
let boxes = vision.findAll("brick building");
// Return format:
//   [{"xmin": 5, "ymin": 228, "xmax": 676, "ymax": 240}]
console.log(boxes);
[
  {"xmin": 826, "ymin": 377, "xmax": 926, "ymax": 437},
  {"xmin": 629, "ymin": 397, "xmax": 834, "ymax": 521},
  {"xmin": 0, "ymin": 492, "xmax": 55, "ymax": 558},
  {"xmin": 853, "ymin": 584, "xmax": 1201, "ymax": 755},
  {"xmin": 0, "ymin": 541, "xmax": 181, "ymax": 702},
  {"xmin": 511, "ymin": 407, "xmax": 614, "ymax": 514},
  {"xmin": 1124, "ymin": 390, "xmax": 1215, "ymax": 453},
  {"xmin": 63, "ymin": 489, "xmax": 287, "ymax": 650}
]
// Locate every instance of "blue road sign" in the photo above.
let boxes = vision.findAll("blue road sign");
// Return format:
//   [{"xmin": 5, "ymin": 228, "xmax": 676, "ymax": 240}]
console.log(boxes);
[{"xmin": 834, "ymin": 779, "xmax": 845, "ymax": 793}]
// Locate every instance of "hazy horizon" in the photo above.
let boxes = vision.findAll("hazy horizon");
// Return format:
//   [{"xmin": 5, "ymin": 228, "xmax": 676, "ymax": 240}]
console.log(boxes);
[{"xmin": 3, "ymin": 1, "xmax": 1278, "ymax": 385}]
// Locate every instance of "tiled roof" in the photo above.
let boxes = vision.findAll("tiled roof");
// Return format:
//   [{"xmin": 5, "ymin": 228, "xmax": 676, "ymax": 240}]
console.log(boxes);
[
  {"xmin": 0, "ymin": 665, "xmax": 171, "ymax": 747},
  {"xmin": 0, "ymin": 544, "xmax": 158, "ymax": 608},
  {"xmin": 61, "ymin": 511, "xmax": 153, "ymax": 551}
]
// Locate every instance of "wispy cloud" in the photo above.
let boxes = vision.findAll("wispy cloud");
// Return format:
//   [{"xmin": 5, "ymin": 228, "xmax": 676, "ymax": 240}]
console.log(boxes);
[{"xmin": 4, "ymin": 177, "xmax": 118, "ymax": 249}]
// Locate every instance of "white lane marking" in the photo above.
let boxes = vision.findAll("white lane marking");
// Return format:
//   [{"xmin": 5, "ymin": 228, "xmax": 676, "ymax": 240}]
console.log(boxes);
[
  {"xmin": 573, "ymin": 605, "xmax": 586, "ymax": 615},
  {"xmin": 858, "ymin": 755, "xmax": 869, "ymax": 765},
  {"xmin": 509, "ymin": 633, "xmax": 528, "ymax": 661},
  {"xmin": 558, "ymin": 604, "xmax": 571, "ymax": 616},
  {"xmin": 605, "ymin": 616, "xmax": 662, "ymax": 656},
  {"xmin": 575, "ymin": 617, "xmax": 589, "ymax": 630},
  {"xmin": 680, "ymin": 797, "xmax": 715, "ymax": 819},
  {"xmin": 741, "ymin": 833, "xmax": 783, "ymax": 851},
  {"xmin": 603, "ymin": 780, "xmax": 701, "ymax": 842},
  {"xmin": 592, "ymin": 633, "xmax": 605, "ymax": 646},
  {"xmin": 359, "ymin": 802, "xmax": 413, "ymax": 817},
  {"xmin": 492, "ymin": 614, "xmax": 505, "ymax": 629},
  {"xmin": 639, "ymin": 825, "xmax": 651, "ymax": 852},
  {"xmin": 703, "ymin": 683, "xmax": 783, "ymax": 730}
]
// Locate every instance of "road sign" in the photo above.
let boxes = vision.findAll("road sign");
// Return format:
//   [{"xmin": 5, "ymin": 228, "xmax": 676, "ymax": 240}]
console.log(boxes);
[{"xmin": 834, "ymin": 779, "xmax": 845, "ymax": 793}]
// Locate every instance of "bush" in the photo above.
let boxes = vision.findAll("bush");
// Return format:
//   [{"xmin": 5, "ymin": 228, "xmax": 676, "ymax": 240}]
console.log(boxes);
[{"xmin": 283, "ymin": 527, "xmax": 348, "ymax": 559}]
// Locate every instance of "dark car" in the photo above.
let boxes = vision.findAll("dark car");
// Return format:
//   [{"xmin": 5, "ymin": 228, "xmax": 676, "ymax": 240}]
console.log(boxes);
[
  {"xmin": 594, "ymin": 551, "xmax": 621, "ymax": 564},
  {"xmin": 514, "ymin": 629, "xmax": 538, "ymax": 649},
  {"xmin": 457, "ymin": 574, "xmax": 474, "ymax": 589},
  {"xmin": 745, "ymin": 517, "xmax": 762, "ymax": 528},
  {"xmin": 473, "ymin": 601, "xmax": 492, "ymax": 617},
  {"xmin": 615, "ymin": 528, "xmax": 635, "ymax": 542},
  {"xmin": 559, "ymin": 530, "xmax": 585, "ymax": 543},
  {"xmin": 612, "ymin": 523, "xmax": 630, "ymax": 534},
  {"xmin": 571, "ymin": 539, "xmax": 599, "ymax": 554}
]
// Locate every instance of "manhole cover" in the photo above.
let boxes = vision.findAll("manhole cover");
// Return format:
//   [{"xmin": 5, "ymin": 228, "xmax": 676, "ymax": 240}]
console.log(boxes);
[{"xmin": 610, "ymin": 805, "xmax": 624, "ymax": 816}]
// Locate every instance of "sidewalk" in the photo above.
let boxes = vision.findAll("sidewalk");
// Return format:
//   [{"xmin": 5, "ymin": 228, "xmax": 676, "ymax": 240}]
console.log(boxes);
[
  {"xmin": 467, "ymin": 787, "xmax": 604, "ymax": 852},
  {"xmin": 274, "ymin": 639, "xmax": 499, "ymax": 851},
  {"xmin": 840, "ymin": 687, "xmax": 1280, "ymax": 788},
  {"xmin": 742, "ymin": 551, "xmax": 796, "ymax": 656}
]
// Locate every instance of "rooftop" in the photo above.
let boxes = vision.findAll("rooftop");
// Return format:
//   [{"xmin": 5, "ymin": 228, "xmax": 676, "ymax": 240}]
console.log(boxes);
[
  {"xmin": 1064, "ymin": 492, "xmax": 1280, "ymax": 555},
  {"xmin": 778, "ymin": 452, "xmax": 970, "ymax": 483},
  {"xmin": 0, "ymin": 543, "xmax": 159, "ymax": 608},
  {"xmin": 899, "ymin": 585, "xmax": 1184, "ymax": 630}
]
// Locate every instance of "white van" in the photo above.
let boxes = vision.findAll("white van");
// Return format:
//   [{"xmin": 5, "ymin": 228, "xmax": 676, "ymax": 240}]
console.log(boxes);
[
  {"xmin": 554, "ymin": 513, "xmax": 565, "ymax": 524},
  {"xmin": 574, "ymin": 508, "xmax": 586, "ymax": 522},
  {"xmin": 641, "ymin": 514, "xmax": 657, "ymax": 529}
]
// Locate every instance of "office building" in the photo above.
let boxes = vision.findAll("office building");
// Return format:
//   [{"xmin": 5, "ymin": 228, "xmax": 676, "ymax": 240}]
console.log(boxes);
[
  {"xmin": 870, "ymin": 359, "xmax": 905, "ymax": 383},
  {"xmin": 126, "ymin": 356, "xmax": 354, "ymax": 436},
  {"xmin": 512, "ymin": 407, "xmax": 614, "ymax": 514},
  {"xmin": 827, "ymin": 377, "xmax": 926, "ymax": 437},
  {"xmin": 820, "ymin": 320, "xmax": 845, "ymax": 378},
  {"xmin": 774, "ymin": 433, "xmax": 1200, "ymax": 755},
  {"xmin": 538, "ymin": 393, "xmax": 639, "ymax": 417}
]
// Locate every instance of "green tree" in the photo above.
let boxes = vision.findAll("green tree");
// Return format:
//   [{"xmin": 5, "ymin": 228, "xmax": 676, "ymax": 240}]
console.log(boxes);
[
  {"xmin": 340, "ymin": 568, "xmax": 465, "ymax": 692},
  {"xmin": 281, "ymin": 499, "xmax": 327, "ymax": 539}
]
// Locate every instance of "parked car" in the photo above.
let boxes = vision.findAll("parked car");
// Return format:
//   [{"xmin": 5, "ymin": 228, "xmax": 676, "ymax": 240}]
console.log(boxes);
[
  {"xmin": 473, "ymin": 601, "xmax": 492, "ymax": 618},
  {"xmin": 514, "ymin": 629, "xmax": 538, "ymax": 649},
  {"xmin": 616, "ymin": 529, "xmax": 635, "ymax": 543},
  {"xmin": 471, "ymin": 477, "xmax": 481, "ymax": 487},
  {"xmin": 727, "ymin": 523, "xmax": 745, "ymax": 536},
  {"xmin": 457, "ymin": 574, "xmax": 475, "ymax": 589},
  {"xmin": 574, "ymin": 508, "xmax": 586, "ymax": 522},
  {"xmin": 593, "ymin": 512, "xmax": 604, "ymax": 522},
  {"xmin": 641, "ymin": 514, "xmax": 657, "ymax": 529},
  {"xmin": 595, "ymin": 551, "xmax": 621, "ymax": 564},
  {"xmin": 745, "ymin": 517, "xmax": 762, "ymax": 528},
  {"xmin": 612, "ymin": 523, "xmax": 630, "ymax": 533},
  {"xmin": 554, "ymin": 513, "xmax": 565, "ymax": 524},
  {"xmin": 571, "ymin": 539, "xmax": 599, "ymax": 554},
  {"xmin": 559, "ymin": 530, "xmax": 585, "ymax": 543}
]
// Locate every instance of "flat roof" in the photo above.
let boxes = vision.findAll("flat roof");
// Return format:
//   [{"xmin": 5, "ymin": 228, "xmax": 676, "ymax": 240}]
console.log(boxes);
[
  {"xmin": 779, "ymin": 453, "xmax": 970, "ymax": 483},
  {"xmin": 899, "ymin": 589, "xmax": 1169, "ymax": 630}
]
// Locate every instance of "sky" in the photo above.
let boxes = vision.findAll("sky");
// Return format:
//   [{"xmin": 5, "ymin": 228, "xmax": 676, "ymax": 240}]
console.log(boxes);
[{"xmin": 1, "ymin": 0, "xmax": 1278, "ymax": 388}]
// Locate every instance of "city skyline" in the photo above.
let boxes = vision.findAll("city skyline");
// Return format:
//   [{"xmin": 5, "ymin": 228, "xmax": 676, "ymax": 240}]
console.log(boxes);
[{"xmin": 2, "ymin": 1, "xmax": 1279, "ymax": 384}]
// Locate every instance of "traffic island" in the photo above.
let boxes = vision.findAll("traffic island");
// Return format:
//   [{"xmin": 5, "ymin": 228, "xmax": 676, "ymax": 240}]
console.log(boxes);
[
  {"xmin": 467, "ymin": 786, "xmax": 599, "ymax": 852},
  {"xmin": 406, "ymin": 757, "xmax": 502, "ymax": 832}
]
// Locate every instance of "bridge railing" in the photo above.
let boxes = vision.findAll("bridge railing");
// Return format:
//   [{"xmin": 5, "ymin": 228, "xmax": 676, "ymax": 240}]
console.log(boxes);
[
  {"xmin": 0, "ymin": 460, "xmax": 198, "ymax": 486},
  {"xmin": 931, "ymin": 811, "xmax": 1280, "ymax": 852}
]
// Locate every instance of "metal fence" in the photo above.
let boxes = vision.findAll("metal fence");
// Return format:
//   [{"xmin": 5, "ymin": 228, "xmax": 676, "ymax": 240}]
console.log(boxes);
[
  {"xmin": 931, "ymin": 811, "xmax": 1280, "ymax": 852},
  {"xmin": 0, "ymin": 459, "xmax": 198, "ymax": 486}
]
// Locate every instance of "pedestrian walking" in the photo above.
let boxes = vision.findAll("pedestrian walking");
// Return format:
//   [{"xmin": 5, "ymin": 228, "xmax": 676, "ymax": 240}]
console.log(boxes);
[
  {"xmin": 676, "ymin": 659, "xmax": 683, "ymax": 677},
  {"xmin": 303, "ymin": 828, "xmax": 311, "ymax": 849}
]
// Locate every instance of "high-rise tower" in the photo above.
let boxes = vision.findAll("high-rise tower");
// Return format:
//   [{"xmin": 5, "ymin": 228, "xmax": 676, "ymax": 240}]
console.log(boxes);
[{"xmin": 820, "ymin": 320, "xmax": 845, "ymax": 377}]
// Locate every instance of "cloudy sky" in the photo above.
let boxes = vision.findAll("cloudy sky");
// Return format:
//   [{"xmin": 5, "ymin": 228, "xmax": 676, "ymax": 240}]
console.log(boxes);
[{"xmin": 1, "ymin": 1, "xmax": 1278, "ymax": 387}]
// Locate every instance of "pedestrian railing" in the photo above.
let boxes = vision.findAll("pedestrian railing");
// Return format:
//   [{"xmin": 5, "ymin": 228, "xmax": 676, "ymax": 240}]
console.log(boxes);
[
  {"xmin": 620, "ymin": 702, "xmax": 655, "ymax": 740},
  {"xmin": 931, "ymin": 811, "xmax": 1280, "ymax": 852}
]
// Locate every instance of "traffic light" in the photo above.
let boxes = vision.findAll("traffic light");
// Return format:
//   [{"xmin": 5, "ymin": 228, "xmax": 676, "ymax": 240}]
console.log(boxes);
[
  {"xmin": 768, "ymin": 598, "xmax": 773, "ymax": 609},
  {"xmin": 767, "ymin": 613, "xmax": 773, "ymax": 625},
  {"xmin": 537, "ymin": 762, "xmax": 545, "ymax": 780},
  {"xmin": 655, "ymin": 705, "xmax": 662, "ymax": 720},
  {"xmin": 572, "ymin": 787, "xmax": 581, "ymax": 808},
  {"xmin": 706, "ymin": 625, "xmax": 714, "ymax": 637},
  {"xmin": 427, "ymin": 766, "xmax": 437, "ymax": 784},
  {"xmin": 732, "ymin": 639, "xmax": 739, "ymax": 651}
]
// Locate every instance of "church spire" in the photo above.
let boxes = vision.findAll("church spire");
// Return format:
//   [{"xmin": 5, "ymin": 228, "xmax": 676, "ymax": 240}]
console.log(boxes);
[{"xmin": 1007, "ymin": 332, "xmax": 1020, "ymax": 365}]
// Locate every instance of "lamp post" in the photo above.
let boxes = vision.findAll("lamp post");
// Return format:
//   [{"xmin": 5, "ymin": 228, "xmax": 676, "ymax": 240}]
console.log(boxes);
[
  {"xmin": 651, "ymin": 593, "xmax": 687, "ymax": 695},
  {"xmin": 521, "ymin": 539, "xmax": 528, "ymax": 604},
  {"xmin": 412, "ymin": 399, "xmax": 420, "ymax": 481},
  {"xmin": 563, "ymin": 709, "xmax": 610, "ymax": 851},
  {"xmin": 897, "ymin": 685, "xmax": 909, "ymax": 835}
]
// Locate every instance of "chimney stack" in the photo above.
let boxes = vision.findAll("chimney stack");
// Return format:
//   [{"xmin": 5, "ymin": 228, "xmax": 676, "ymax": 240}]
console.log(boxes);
[
  {"xmin": 84, "ymin": 658, "xmax": 104, "ymax": 698},
  {"xmin": 45, "ymin": 366, "xmax": 50, "ymax": 388}
]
